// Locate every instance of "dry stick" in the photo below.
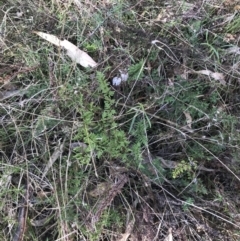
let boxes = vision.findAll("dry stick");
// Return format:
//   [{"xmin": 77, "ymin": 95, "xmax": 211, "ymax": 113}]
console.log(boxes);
[
  {"xmin": 12, "ymin": 204, "xmax": 27, "ymax": 241},
  {"xmin": 12, "ymin": 185, "xmax": 29, "ymax": 241}
]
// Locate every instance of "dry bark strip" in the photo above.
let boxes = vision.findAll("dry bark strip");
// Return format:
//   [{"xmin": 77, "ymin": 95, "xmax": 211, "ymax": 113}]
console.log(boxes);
[{"xmin": 89, "ymin": 174, "xmax": 128, "ymax": 230}]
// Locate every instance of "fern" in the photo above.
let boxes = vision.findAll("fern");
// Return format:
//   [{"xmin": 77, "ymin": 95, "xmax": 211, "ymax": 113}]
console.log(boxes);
[
  {"xmin": 73, "ymin": 71, "xmax": 129, "ymax": 162},
  {"xmin": 128, "ymin": 59, "xmax": 145, "ymax": 81},
  {"xmin": 172, "ymin": 159, "xmax": 196, "ymax": 179}
]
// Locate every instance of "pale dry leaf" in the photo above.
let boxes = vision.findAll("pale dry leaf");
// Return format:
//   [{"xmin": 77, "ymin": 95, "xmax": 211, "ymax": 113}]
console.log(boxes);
[
  {"xmin": 193, "ymin": 70, "xmax": 226, "ymax": 85},
  {"xmin": 224, "ymin": 33, "xmax": 236, "ymax": 42},
  {"xmin": 112, "ymin": 70, "xmax": 129, "ymax": 86},
  {"xmin": 226, "ymin": 46, "xmax": 240, "ymax": 54},
  {"xmin": 16, "ymin": 11, "xmax": 24, "ymax": 18},
  {"xmin": 0, "ymin": 170, "xmax": 12, "ymax": 190},
  {"xmin": 31, "ymin": 216, "xmax": 53, "ymax": 227},
  {"xmin": 156, "ymin": 156, "xmax": 177, "ymax": 169},
  {"xmin": 33, "ymin": 31, "xmax": 61, "ymax": 46},
  {"xmin": 120, "ymin": 71, "xmax": 129, "ymax": 82},
  {"xmin": 164, "ymin": 228, "xmax": 173, "ymax": 241},
  {"xmin": 61, "ymin": 40, "xmax": 97, "ymax": 68},
  {"xmin": 234, "ymin": 5, "xmax": 240, "ymax": 11},
  {"xmin": 194, "ymin": 69, "xmax": 212, "ymax": 76},
  {"xmin": 151, "ymin": 9, "xmax": 171, "ymax": 23},
  {"xmin": 34, "ymin": 31, "xmax": 97, "ymax": 68},
  {"xmin": 183, "ymin": 111, "xmax": 192, "ymax": 129},
  {"xmin": 210, "ymin": 72, "xmax": 226, "ymax": 85},
  {"xmin": 72, "ymin": 0, "xmax": 82, "ymax": 8},
  {"xmin": 118, "ymin": 219, "xmax": 135, "ymax": 241},
  {"xmin": 89, "ymin": 182, "xmax": 110, "ymax": 197},
  {"xmin": 168, "ymin": 78, "xmax": 174, "ymax": 87},
  {"xmin": 69, "ymin": 141, "xmax": 87, "ymax": 150},
  {"xmin": 112, "ymin": 76, "xmax": 122, "ymax": 86},
  {"xmin": 225, "ymin": 13, "xmax": 236, "ymax": 22},
  {"xmin": 36, "ymin": 190, "xmax": 49, "ymax": 200}
]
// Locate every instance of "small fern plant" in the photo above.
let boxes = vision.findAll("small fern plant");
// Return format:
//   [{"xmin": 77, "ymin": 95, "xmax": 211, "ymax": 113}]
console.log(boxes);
[{"xmin": 73, "ymin": 71, "xmax": 130, "ymax": 165}]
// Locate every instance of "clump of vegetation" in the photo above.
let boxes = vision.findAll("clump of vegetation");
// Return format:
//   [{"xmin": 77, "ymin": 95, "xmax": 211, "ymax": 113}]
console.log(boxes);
[{"xmin": 1, "ymin": 0, "xmax": 240, "ymax": 240}]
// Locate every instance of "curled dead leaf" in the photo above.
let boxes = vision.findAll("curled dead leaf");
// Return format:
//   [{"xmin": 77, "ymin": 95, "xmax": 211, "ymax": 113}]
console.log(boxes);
[
  {"xmin": 183, "ymin": 111, "xmax": 192, "ymax": 129},
  {"xmin": 89, "ymin": 182, "xmax": 110, "ymax": 197},
  {"xmin": 190, "ymin": 69, "xmax": 226, "ymax": 85}
]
